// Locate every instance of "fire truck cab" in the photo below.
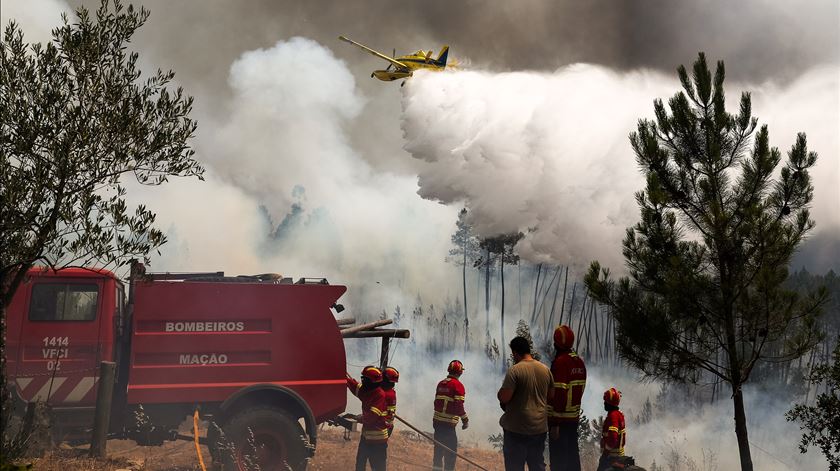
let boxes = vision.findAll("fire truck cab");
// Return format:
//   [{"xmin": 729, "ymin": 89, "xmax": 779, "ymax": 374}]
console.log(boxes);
[{"xmin": 5, "ymin": 263, "xmax": 355, "ymax": 470}]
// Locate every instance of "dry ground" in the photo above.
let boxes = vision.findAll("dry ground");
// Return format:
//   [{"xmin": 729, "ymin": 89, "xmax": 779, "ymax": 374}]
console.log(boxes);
[{"xmin": 25, "ymin": 427, "xmax": 506, "ymax": 470}]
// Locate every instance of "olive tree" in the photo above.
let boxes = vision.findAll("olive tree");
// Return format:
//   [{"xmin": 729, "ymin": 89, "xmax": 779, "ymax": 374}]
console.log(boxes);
[
  {"xmin": 0, "ymin": 0, "xmax": 203, "ymax": 456},
  {"xmin": 0, "ymin": 0, "xmax": 204, "ymax": 307}
]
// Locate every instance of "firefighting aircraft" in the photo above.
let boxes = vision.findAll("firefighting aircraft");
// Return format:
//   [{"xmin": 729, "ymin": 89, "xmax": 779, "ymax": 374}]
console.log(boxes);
[{"xmin": 338, "ymin": 35, "xmax": 450, "ymax": 83}]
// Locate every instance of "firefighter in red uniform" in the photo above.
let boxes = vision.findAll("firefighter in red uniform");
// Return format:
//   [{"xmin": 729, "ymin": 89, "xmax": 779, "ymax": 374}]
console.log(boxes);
[
  {"xmin": 597, "ymin": 388, "xmax": 627, "ymax": 471},
  {"xmin": 383, "ymin": 366, "xmax": 399, "ymax": 436},
  {"xmin": 347, "ymin": 366, "xmax": 391, "ymax": 471},
  {"xmin": 432, "ymin": 360, "xmax": 468, "ymax": 471},
  {"xmin": 548, "ymin": 325, "xmax": 587, "ymax": 471}
]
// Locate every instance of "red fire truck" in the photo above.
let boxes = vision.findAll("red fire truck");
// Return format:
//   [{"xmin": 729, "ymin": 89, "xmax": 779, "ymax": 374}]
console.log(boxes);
[{"xmin": 5, "ymin": 262, "xmax": 406, "ymax": 470}]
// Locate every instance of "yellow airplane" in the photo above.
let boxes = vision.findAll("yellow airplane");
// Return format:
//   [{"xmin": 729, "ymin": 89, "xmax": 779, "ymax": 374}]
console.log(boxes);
[{"xmin": 339, "ymin": 36, "xmax": 450, "ymax": 82}]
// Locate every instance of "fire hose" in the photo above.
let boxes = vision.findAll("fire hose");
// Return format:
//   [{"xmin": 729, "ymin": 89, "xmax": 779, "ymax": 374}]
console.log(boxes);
[
  {"xmin": 193, "ymin": 409, "xmax": 208, "ymax": 471},
  {"xmin": 394, "ymin": 414, "xmax": 490, "ymax": 471}
]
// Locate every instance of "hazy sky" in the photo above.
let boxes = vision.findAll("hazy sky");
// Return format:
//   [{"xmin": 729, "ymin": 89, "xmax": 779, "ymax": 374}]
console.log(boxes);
[{"xmin": 4, "ymin": 0, "xmax": 839, "ymax": 275}]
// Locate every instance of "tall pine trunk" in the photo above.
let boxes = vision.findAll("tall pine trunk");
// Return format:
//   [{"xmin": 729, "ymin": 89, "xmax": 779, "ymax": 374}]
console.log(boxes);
[
  {"xmin": 500, "ymin": 258, "xmax": 505, "ymax": 350},
  {"xmin": 731, "ymin": 382, "xmax": 753, "ymax": 471},
  {"xmin": 484, "ymin": 246, "xmax": 490, "ymax": 335},
  {"xmin": 462, "ymin": 239, "xmax": 469, "ymax": 352},
  {"xmin": 726, "ymin": 305, "xmax": 754, "ymax": 471}
]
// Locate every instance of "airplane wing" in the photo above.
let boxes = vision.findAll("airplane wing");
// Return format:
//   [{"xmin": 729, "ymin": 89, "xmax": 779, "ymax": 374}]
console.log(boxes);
[{"xmin": 339, "ymin": 36, "xmax": 409, "ymax": 70}]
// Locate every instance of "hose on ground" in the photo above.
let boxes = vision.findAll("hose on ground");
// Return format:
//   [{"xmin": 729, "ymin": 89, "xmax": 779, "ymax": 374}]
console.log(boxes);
[
  {"xmin": 193, "ymin": 408, "xmax": 208, "ymax": 471},
  {"xmin": 394, "ymin": 414, "xmax": 490, "ymax": 471}
]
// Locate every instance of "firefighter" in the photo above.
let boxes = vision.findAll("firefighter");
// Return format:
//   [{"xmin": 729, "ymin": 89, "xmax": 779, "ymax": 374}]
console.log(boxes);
[
  {"xmin": 548, "ymin": 325, "xmax": 587, "ymax": 471},
  {"xmin": 432, "ymin": 360, "xmax": 469, "ymax": 471},
  {"xmin": 597, "ymin": 388, "xmax": 627, "ymax": 471},
  {"xmin": 383, "ymin": 366, "xmax": 400, "ymax": 437},
  {"xmin": 347, "ymin": 366, "xmax": 391, "ymax": 471}
]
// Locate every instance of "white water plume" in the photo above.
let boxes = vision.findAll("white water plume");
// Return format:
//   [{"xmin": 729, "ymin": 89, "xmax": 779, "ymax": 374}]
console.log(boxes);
[{"xmin": 400, "ymin": 65, "xmax": 839, "ymax": 272}]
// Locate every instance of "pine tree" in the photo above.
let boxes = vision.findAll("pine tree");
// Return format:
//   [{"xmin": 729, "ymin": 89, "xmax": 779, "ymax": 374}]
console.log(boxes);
[
  {"xmin": 512, "ymin": 319, "xmax": 540, "ymax": 362},
  {"xmin": 447, "ymin": 208, "xmax": 480, "ymax": 351},
  {"xmin": 585, "ymin": 53, "xmax": 826, "ymax": 471},
  {"xmin": 482, "ymin": 233, "xmax": 524, "ymax": 351}
]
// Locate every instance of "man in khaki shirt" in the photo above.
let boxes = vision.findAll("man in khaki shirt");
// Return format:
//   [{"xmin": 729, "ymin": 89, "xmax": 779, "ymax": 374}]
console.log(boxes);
[{"xmin": 498, "ymin": 336, "xmax": 554, "ymax": 471}]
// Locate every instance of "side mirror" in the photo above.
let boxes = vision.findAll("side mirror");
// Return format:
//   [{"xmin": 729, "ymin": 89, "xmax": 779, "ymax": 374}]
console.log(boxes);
[{"xmin": 332, "ymin": 303, "xmax": 345, "ymax": 313}]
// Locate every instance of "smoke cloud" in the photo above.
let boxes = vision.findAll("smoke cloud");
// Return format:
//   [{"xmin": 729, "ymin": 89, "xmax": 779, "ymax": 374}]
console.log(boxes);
[
  {"xmin": 122, "ymin": 37, "xmax": 461, "ymax": 309},
  {"xmin": 77, "ymin": 0, "xmax": 840, "ymax": 85},
  {"xmin": 400, "ymin": 65, "xmax": 839, "ymax": 271}
]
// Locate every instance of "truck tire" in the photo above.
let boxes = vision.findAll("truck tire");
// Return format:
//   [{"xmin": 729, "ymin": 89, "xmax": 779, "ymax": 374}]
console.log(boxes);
[{"xmin": 220, "ymin": 405, "xmax": 309, "ymax": 471}]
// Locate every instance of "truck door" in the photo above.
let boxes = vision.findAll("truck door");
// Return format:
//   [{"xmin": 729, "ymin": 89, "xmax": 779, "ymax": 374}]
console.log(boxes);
[{"xmin": 14, "ymin": 277, "xmax": 109, "ymax": 406}]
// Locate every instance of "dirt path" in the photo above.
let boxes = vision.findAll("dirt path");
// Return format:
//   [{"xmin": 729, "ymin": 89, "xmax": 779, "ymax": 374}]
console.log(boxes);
[{"xmin": 28, "ymin": 427, "xmax": 505, "ymax": 470}]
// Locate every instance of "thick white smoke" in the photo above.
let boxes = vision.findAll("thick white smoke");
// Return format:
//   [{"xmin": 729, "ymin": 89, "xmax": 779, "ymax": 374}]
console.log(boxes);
[
  {"xmin": 401, "ymin": 65, "xmax": 840, "ymax": 271},
  {"xmin": 355, "ymin": 344, "xmax": 830, "ymax": 470},
  {"xmin": 123, "ymin": 37, "xmax": 461, "ymax": 312}
]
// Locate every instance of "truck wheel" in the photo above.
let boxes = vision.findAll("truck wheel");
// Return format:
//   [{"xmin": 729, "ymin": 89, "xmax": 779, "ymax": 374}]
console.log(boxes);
[{"xmin": 220, "ymin": 406, "xmax": 309, "ymax": 471}]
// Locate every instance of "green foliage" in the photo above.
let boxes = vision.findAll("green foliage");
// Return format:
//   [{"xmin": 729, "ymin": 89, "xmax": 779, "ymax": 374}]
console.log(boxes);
[
  {"xmin": 584, "ymin": 52, "xmax": 827, "ymax": 470},
  {"xmin": 0, "ymin": 396, "xmax": 30, "ymax": 464},
  {"xmin": 0, "ymin": 0, "xmax": 203, "ymax": 461},
  {"xmin": 787, "ymin": 339, "xmax": 840, "ymax": 470},
  {"xmin": 0, "ymin": 400, "xmax": 50, "ymax": 464},
  {"xmin": 447, "ymin": 208, "xmax": 481, "ymax": 267},
  {"xmin": 577, "ymin": 413, "xmax": 601, "ymax": 463},
  {"xmin": 513, "ymin": 319, "xmax": 540, "ymax": 361},
  {"xmin": 634, "ymin": 396, "xmax": 653, "ymax": 426},
  {"xmin": 480, "ymin": 232, "xmax": 524, "ymax": 267},
  {"xmin": 0, "ymin": 0, "xmax": 204, "ymax": 307},
  {"xmin": 484, "ymin": 332, "xmax": 500, "ymax": 363},
  {"xmin": 487, "ymin": 432, "xmax": 503, "ymax": 452},
  {"xmin": 585, "ymin": 52, "xmax": 824, "ymax": 384}
]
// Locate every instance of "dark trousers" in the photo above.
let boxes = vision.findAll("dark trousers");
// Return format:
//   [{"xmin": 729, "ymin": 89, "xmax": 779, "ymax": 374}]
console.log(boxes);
[
  {"xmin": 432, "ymin": 423, "xmax": 458, "ymax": 470},
  {"xmin": 355, "ymin": 437, "xmax": 388, "ymax": 471},
  {"xmin": 548, "ymin": 423, "xmax": 580, "ymax": 471},
  {"xmin": 503, "ymin": 429, "xmax": 546, "ymax": 471},
  {"xmin": 596, "ymin": 454, "xmax": 617, "ymax": 471}
]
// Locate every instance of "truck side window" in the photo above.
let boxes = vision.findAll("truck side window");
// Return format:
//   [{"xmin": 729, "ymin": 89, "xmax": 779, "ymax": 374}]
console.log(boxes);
[{"xmin": 28, "ymin": 283, "xmax": 99, "ymax": 321}]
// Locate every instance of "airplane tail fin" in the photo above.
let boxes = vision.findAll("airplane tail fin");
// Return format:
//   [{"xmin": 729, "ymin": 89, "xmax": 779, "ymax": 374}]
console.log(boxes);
[{"xmin": 436, "ymin": 46, "xmax": 450, "ymax": 66}]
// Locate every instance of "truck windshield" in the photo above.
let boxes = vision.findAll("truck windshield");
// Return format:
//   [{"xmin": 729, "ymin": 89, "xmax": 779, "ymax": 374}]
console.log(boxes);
[{"xmin": 29, "ymin": 283, "xmax": 99, "ymax": 321}]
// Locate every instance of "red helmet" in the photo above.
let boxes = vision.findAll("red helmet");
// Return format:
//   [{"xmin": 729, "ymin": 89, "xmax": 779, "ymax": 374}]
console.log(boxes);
[
  {"xmin": 447, "ymin": 360, "xmax": 465, "ymax": 375},
  {"xmin": 361, "ymin": 366, "xmax": 383, "ymax": 383},
  {"xmin": 554, "ymin": 325, "xmax": 575, "ymax": 349},
  {"xmin": 604, "ymin": 387, "xmax": 621, "ymax": 406},
  {"xmin": 384, "ymin": 366, "xmax": 400, "ymax": 383}
]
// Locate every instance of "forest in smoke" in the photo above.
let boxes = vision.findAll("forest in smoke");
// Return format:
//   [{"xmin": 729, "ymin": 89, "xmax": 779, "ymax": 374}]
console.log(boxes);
[{"xmin": 356, "ymin": 209, "xmax": 840, "ymax": 470}]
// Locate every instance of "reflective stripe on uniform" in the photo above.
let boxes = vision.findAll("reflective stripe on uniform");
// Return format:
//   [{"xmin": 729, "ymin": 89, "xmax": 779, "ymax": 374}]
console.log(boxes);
[
  {"xmin": 603, "ymin": 427, "xmax": 626, "ymax": 456},
  {"xmin": 370, "ymin": 406, "xmax": 389, "ymax": 417},
  {"xmin": 433, "ymin": 412, "xmax": 460, "ymax": 423},
  {"xmin": 434, "ymin": 389, "xmax": 465, "ymax": 424},
  {"xmin": 363, "ymin": 429, "xmax": 389, "ymax": 441}
]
